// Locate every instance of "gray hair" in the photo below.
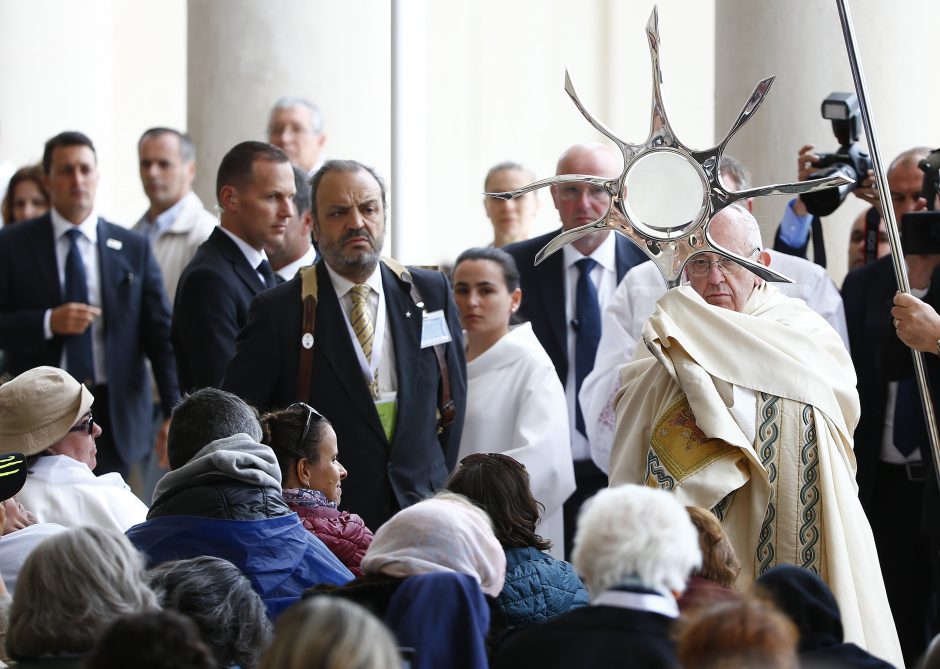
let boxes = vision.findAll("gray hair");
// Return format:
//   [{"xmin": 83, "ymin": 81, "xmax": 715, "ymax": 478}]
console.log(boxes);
[
  {"xmin": 7, "ymin": 527, "xmax": 159, "ymax": 659},
  {"xmin": 572, "ymin": 484, "xmax": 701, "ymax": 598},
  {"xmin": 138, "ymin": 127, "xmax": 196, "ymax": 163},
  {"xmin": 149, "ymin": 556, "xmax": 272, "ymax": 669},
  {"xmin": 167, "ymin": 388, "xmax": 263, "ymax": 470},
  {"xmin": 269, "ymin": 97, "xmax": 324, "ymax": 134},
  {"xmin": 260, "ymin": 596, "xmax": 401, "ymax": 669},
  {"xmin": 719, "ymin": 155, "xmax": 752, "ymax": 191}
]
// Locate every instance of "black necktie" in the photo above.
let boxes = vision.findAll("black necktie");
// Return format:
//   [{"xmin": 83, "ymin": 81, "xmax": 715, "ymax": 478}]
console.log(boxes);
[
  {"xmin": 257, "ymin": 259, "xmax": 277, "ymax": 290},
  {"xmin": 574, "ymin": 258, "xmax": 601, "ymax": 437},
  {"xmin": 893, "ymin": 377, "xmax": 925, "ymax": 457},
  {"xmin": 64, "ymin": 228, "xmax": 95, "ymax": 386}
]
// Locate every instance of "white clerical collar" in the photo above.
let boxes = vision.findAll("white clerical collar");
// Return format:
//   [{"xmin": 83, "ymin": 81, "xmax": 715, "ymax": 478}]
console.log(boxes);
[
  {"xmin": 591, "ymin": 589, "xmax": 679, "ymax": 618},
  {"xmin": 323, "ymin": 258, "xmax": 383, "ymax": 298},
  {"xmin": 562, "ymin": 229, "xmax": 616, "ymax": 272},
  {"xmin": 219, "ymin": 225, "xmax": 267, "ymax": 270},
  {"xmin": 51, "ymin": 206, "xmax": 98, "ymax": 242}
]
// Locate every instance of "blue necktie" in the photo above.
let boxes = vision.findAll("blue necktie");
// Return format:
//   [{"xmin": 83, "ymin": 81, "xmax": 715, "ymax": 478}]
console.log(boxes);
[
  {"xmin": 257, "ymin": 259, "xmax": 277, "ymax": 290},
  {"xmin": 63, "ymin": 228, "xmax": 95, "ymax": 386},
  {"xmin": 574, "ymin": 258, "xmax": 601, "ymax": 436},
  {"xmin": 893, "ymin": 377, "xmax": 925, "ymax": 457}
]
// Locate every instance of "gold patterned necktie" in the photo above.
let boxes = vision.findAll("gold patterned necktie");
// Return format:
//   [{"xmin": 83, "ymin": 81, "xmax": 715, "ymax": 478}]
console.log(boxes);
[{"xmin": 350, "ymin": 284, "xmax": 375, "ymax": 363}]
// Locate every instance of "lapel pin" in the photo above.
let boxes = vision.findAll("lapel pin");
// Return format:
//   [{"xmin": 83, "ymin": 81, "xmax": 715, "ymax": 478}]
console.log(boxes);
[
  {"xmin": 405, "ymin": 310, "xmax": 412, "ymax": 318},
  {"xmin": 106, "ymin": 238, "xmax": 123, "ymax": 250}
]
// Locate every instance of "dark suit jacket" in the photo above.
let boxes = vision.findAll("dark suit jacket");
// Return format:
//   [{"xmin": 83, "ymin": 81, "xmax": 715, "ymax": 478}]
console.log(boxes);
[
  {"xmin": 0, "ymin": 214, "xmax": 178, "ymax": 464},
  {"xmin": 879, "ymin": 265, "xmax": 940, "ymax": 534},
  {"xmin": 493, "ymin": 604, "xmax": 677, "ymax": 669},
  {"xmin": 221, "ymin": 261, "xmax": 467, "ymax": 529},
  {"xmin": 841, "ymin": 255, "xmax": 902, "ymax": 510},
  {"xmin": 504, "ymin": 229, "xmax": 648, "ymax": 385},
  {"xmin": 172, "ymin": 227, "xmax": 268, "ymax": 392}
]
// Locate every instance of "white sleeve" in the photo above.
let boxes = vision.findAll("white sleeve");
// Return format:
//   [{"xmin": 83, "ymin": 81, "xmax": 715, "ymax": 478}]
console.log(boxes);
[{"xmin": 504, "ymin": 364, "xmax": 576, "ymax": 518}]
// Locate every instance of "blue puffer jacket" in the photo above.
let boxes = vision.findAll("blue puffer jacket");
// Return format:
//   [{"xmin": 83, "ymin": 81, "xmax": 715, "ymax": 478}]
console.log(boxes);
[{"xmin": 496, "ymin": 546, "xmax": 589, "ymax": 635}]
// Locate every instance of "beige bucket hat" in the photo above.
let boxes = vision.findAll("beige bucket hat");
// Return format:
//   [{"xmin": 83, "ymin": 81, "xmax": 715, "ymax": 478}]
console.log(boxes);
[{"xmin": 0, "ymin": 366, "xmax": 94, "ymax": 456}]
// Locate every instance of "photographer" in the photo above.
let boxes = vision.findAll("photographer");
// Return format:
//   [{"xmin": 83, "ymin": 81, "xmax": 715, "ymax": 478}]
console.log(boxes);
[
  {"xmin": 774, "ymin": 144, "xmax": 923, "ymax": 268},
  {"xmin": 842, "ymin": 145, "xmax": 933, "ymax": 666}
]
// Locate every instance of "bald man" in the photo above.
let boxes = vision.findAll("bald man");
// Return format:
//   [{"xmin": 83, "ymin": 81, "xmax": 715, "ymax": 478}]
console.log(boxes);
[
  {"xmin": 504, "ymin": 143, "xmax": 647, "ymax": 556},
  {"xmin": 609, "ymin": 205, "xmax": 901, "ymax": 666}
]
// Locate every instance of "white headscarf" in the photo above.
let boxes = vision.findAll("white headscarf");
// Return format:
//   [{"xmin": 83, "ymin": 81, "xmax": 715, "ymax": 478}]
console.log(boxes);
[{"xmin": 360, "ymin": 494, "xmax": 506, "ymax": 597}]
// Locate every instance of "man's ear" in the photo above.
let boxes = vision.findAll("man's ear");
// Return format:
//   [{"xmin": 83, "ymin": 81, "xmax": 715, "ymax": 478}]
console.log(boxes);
[
  {"xmin": 219, "ymin": 184, "xmax": 238, "ymax": 212},
  {"xmin": 302, "ymin": 210, "xmax": 314, "ymax": 235},
  {"xmin": 758, "ymin": 250, "xmax": 772, "ymax": 267}
]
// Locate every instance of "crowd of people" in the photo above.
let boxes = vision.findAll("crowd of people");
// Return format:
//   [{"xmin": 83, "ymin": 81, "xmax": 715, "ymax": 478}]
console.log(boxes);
[{"xmin": 0, "ymin": 94, "xmax": 937, "ymax": 668}]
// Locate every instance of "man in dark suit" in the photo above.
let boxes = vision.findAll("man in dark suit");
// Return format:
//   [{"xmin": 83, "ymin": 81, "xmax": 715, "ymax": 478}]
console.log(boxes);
[
  {"xmin": 172, "ymin": 141, "xmax": 295, "ymax": 392},
  {"xmin": 494, "ymin": 484, "xmax": 698, "ymax": 669},
  {"xmin": 222, "ymin": 160, "xmax": 466, "ymax": 529},
  {"xmin": 841, "ymin": 146, "xmax": 933, "ymax": 665},
  {"xmin": 0, "ymin": 131, "xmax": 178, "ymax": 476},
  {"xmin": 504, "ymin": 142, "xmax": 647, "ymax": 556}
]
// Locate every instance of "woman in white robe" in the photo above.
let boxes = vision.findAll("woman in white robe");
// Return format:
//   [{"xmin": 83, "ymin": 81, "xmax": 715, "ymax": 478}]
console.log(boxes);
[{"xmin": 452, "ymin": 247, "xmax": 575, "ymax": 557}]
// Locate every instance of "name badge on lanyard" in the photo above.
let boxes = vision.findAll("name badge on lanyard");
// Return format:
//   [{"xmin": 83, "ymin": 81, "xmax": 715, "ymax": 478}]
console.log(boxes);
[{"xmin": 421, "ymin": 309, "xmax": 452, "ymax": 348}]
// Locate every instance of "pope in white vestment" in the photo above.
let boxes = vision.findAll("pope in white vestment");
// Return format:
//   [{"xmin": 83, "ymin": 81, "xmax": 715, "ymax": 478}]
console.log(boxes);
[
  {"xmin": 611, "ymin": 282, "xmax": 902, "ymax": 666},
  {"xmin": 609, "ymin": 206, "xmax": 902, "ymax": 667},
  {"xmin": 459, "ymin": 322, "xmax": 576, "ymax": 558}
]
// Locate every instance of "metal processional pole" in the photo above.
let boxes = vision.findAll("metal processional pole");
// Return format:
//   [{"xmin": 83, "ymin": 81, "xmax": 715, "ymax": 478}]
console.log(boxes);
[{"xmin": 835, "ymin": 0, "xmax": 940, "ymax": 490}]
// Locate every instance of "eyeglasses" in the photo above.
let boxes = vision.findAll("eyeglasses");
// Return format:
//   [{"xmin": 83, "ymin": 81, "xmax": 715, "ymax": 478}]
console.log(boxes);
[
  {"xmin": 287, "ymin": 402, "xmax": 325, "ymax": 450},
  {"xmin": 686, "ymin": 249, "xmax": 760, "ymax": 277},
  {"xmin": 68, "ymin": 412, "xmax": 95, "ymax": 435},
  {"xmin": 555, "ymin": 184, "xmax": 611, "ymax": 203}
]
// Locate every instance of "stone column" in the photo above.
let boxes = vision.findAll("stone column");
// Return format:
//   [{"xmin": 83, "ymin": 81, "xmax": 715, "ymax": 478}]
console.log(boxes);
[
  {"xmin": 187, "ymin": 0, "xmax": 391, "ymax": 214},
  {"xmin": 715, "ymin": 0, "xmax": 940, "ymax": 283}
]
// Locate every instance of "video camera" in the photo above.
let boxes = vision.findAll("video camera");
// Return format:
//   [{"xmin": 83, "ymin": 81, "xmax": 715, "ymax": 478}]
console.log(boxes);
[
  {"xmin": 901, "ymin": 148, "xmax": 940, "ymax": 255},
  {"xmin": 799, "ymin": 92, "xmax": 873, "ymax": 217}
]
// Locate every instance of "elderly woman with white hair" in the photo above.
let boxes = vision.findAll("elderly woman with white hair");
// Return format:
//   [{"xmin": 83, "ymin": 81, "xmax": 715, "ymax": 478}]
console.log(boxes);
[
  {"xmin": 6, "ymin": 526, "xmax": 159, "ymax": 667},
  {"xmin": 494, "ymin": 484, "xmax": 701, "ymax": 669}
]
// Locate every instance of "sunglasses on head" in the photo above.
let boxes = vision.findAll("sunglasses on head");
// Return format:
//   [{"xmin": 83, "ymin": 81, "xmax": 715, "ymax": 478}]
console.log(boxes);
[
  {"xmin": 68, "ymin": 412, "xmax": 95, "ymax": 435},
  {"xmin": 287, "ymin": 402, "xmax": 325, "ymax": 450}
]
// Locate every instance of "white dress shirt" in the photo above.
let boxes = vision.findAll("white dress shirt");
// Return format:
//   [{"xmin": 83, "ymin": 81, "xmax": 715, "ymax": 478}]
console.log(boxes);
[
  {"xmin": 45, "ymin": 207, "xmax": 107, "ymax": 383},
  {"xmin": 275, "ymin": 245, "xmax": 318, "ymax": 282},
  {"xmin": 219, "ymin": 226, "xmax": 269, "ymax": 288},
  {"xmin": 324, "ymin": 261, "xmax": 398, "ymax": 394}
]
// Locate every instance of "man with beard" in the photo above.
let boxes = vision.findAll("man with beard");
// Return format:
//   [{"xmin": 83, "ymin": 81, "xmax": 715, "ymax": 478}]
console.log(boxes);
[{"xmin": 222, "ymin": 160, "xmax": 466, "ymax": 529}]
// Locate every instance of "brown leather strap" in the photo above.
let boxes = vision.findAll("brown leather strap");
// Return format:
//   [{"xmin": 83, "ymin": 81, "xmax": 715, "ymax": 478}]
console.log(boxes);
[
  {"xmin": 296, "ymin": 266, "xmax": 319, "ymax": 403},
  {"xmin": 295, "ymin": 259, "xmax": 454, "ymax": 429}
]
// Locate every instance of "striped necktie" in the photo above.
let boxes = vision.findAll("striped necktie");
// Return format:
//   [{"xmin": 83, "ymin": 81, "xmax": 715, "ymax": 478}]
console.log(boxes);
[{"xmin": 350, "ymin": 284, "xmax": 374, "ymax": 362}]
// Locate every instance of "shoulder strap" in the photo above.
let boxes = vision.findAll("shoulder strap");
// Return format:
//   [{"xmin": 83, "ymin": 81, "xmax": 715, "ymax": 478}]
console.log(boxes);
[
  {"xmin": 382, "ymin": 258, "xmax": 456, "ymax": 431},
  {"xmin": 294, "ymin": 259, "xmax": 455, "ymax": 431},
  {"xmin": 296, "ymin": 265, "xmax": 319, "ymax": 403}
]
